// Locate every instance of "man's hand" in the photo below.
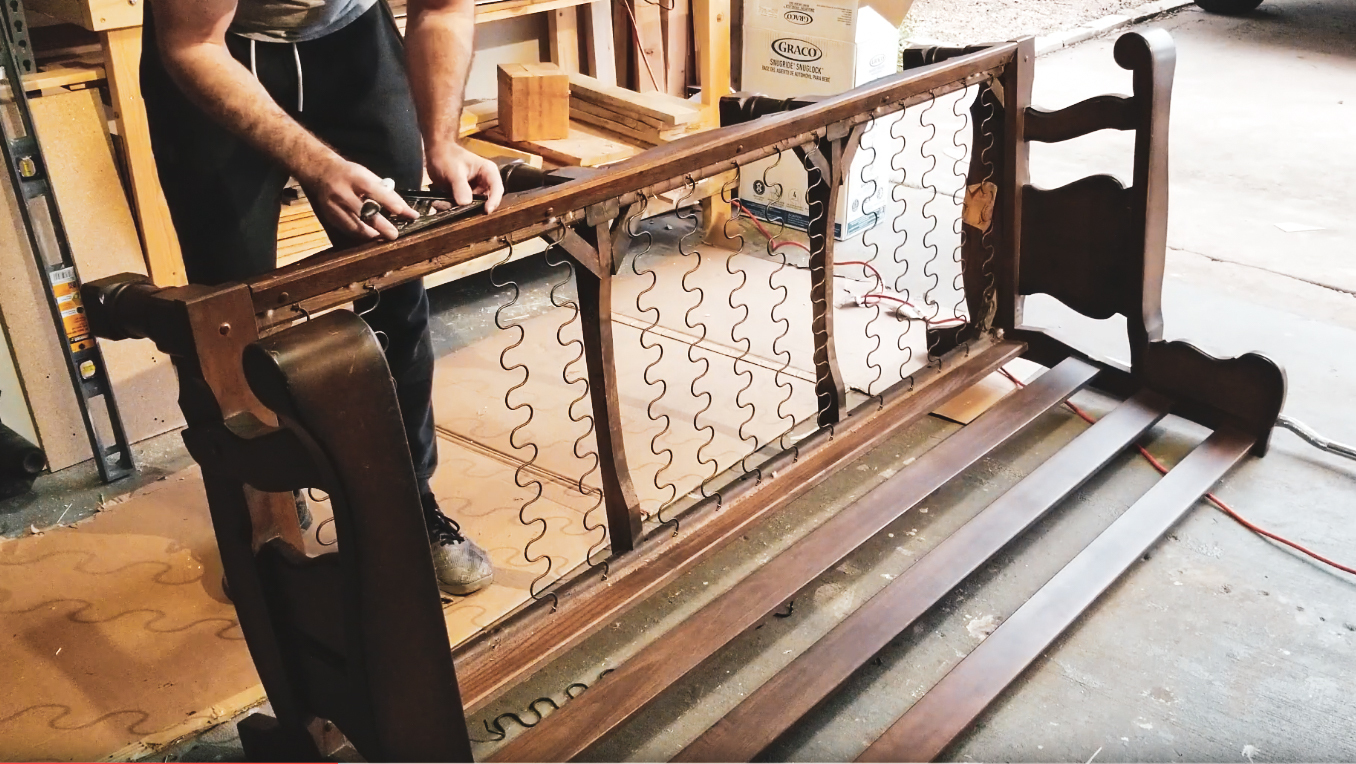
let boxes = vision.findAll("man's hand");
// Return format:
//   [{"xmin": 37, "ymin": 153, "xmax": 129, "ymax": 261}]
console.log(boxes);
[
  {"xmin": 297, "ymin": 154, "xmax": 420, "ymax": 241},
  {"xmin": 427, "ymin": 142, "xmax": 504, "ymax": 213}
]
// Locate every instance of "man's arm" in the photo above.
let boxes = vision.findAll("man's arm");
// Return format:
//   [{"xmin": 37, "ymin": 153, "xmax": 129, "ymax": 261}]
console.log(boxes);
[
  {"xmin": 149, "ymin": 0, "xmax": 415, "ymax": 240},
  {"xmin": 405, "ymin": 0, "xmax": 505, "ymax": 212}
]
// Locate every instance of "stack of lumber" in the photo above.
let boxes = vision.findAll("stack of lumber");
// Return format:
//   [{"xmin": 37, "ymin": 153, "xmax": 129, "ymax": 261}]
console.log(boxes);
[
  {"xmin": 566, "ymin": 71, "xmax": 702, "ymax": 145},
  {"xmin": 276, "ymin": 200, "xmax": 331, "ymax": 266}
]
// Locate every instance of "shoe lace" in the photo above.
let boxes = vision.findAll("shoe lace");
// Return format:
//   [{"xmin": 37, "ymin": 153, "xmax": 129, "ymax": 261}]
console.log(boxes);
[{"xmin": 425, "ymin": 506, "xmax": 466, "ymax": 546}]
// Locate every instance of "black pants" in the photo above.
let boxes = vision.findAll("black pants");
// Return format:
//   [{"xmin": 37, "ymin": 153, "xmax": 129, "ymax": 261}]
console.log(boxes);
[{"xmin": 141, "ymin": 4, "xmax": 438, "ymax": 493}]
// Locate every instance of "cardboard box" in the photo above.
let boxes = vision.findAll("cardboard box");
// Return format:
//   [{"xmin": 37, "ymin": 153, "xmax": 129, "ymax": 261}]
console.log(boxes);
[{"xmin": 739, "ymin": 0, "xmax": 913, "ymax": 239}]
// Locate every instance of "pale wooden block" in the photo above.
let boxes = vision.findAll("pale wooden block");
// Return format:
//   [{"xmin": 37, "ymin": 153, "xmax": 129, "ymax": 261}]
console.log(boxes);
[{"xmin": 497, "ymin": 62, "xmax": 570, "ymax": 142}]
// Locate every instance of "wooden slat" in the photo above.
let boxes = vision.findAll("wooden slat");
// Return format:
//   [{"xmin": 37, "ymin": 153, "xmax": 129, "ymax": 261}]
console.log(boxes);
[
  {"xmin": 628, "ymin": 0, "xmax": 667, "ymax": 92},
  {"xmin": 101, "ymin": 27, "xmax": 185, "ymax": 286},
  {"xmin": 583, "ymin": 0, "xmax": 618, "ymax": 85},
  {"xmin": 1025, "ymin": 94, "xmax": 1136, "ymax": 143},
  {"xmin": 23, "ymin": 62, "xmax": 105, "ymax": 91},
  {"xmin": 677, "ymin": 389, "xmax": 1173, "ymax": 762},
  {"xmin": 567, "ymin": 71, "xmax": 699, "ymax": 125},
  {"xmin": 857, "ymin": 427, "xmax": 1256, "ymax": 763},
  {"xmin": 548, "ymin": 6, "xmax": 581, "ymax": 72},
  {"xmin": 569, "ymin": 97, "xmax": 697, "ymax": 145},
  {"xmin": 661, "ymin": 0, "xmax": 689, "ymax": 97},
  {"xmin": 488, "ymin": 357, "xmax": 1100, "ymax": 762},
  {"xmin": 481, "ymin": 121, "xmax": 643, "ymax": 166},
  {"xmin": 461, "ymin": 136, "xmax": 544, "ymax": 167}
]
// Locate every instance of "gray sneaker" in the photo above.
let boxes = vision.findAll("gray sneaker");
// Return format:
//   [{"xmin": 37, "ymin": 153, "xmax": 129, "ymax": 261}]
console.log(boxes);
[{"xmin": 423, "ymin": 495, "xmax": 494, "ymax": 596}]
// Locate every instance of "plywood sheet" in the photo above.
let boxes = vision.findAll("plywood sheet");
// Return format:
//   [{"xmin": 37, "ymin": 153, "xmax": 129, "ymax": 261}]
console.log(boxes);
[
  {"xmin": 0, "ymin": 469, "xmax": 261, "ymax": 761},
  {"xmin": 30, "ymin": 89, "xmax": 184, "ymax": 452}
]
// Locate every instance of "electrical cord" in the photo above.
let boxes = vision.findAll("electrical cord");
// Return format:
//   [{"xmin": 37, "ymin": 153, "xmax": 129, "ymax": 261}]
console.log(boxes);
[{"xmin": 997, "ymin": 367, "xmax": 1355, "ymax": 577}]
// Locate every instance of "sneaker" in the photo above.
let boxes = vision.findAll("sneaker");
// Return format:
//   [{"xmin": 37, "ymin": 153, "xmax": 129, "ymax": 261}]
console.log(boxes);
[
  {"xmin": 422, "ymin": 494, "xmax": 494, "ymax": 596},
  {"xmin": 293, "ymin": 490, "xmax": 313, "ymax": 531}
]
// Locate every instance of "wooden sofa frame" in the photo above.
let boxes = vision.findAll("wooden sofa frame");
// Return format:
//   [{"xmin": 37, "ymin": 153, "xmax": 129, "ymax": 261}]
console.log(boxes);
[{"xmin": 82, "ymin": 30, "xmax": 1284, "ymax": 762}]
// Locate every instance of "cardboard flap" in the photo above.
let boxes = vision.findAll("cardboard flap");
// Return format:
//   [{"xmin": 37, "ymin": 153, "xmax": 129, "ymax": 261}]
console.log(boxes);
[{"xmin": 863, "ymin": 0, "xmax": 913, "ymax": 28}]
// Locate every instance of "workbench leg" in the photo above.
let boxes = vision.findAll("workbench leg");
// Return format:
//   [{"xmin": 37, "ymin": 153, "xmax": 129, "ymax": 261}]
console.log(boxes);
[{"xmin": 101, "ymin": 27, "xmax": 186, "ymax": 287}]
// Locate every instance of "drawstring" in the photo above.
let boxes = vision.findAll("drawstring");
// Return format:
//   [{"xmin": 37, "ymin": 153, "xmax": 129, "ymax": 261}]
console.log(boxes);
[
  {"xmin": 246, "ymin": 37, "xmax": 304, "ymax": 113},
  {"xmin": 292, "ymin": 43, "xmax": 304, "ymax": 112}
]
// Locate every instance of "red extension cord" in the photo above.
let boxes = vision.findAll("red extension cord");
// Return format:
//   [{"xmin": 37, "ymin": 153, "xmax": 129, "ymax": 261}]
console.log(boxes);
[{"xmin": 997, "ymin": 367, "xmax": 1355, "ymax": 577}]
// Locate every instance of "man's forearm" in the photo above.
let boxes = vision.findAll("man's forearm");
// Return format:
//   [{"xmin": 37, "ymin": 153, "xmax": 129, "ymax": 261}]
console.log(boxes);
[
  {"xmin": 404, "ymin": 1, "xmax": 476, "ymax": 154},
  {"xmin": 161, "ymin": 42, "xmax": 341, "ymax": 183}
]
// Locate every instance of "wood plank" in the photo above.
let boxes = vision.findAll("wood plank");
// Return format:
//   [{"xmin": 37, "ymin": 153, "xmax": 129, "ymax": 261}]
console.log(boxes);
[
  {"xmin": 661, "ymin": 0, "xmax": 689, "ymax": 97},
  {"xmin": 26, "ymin": 0, "xmax": 142, "ymax": 31},
  {"xmin": 481, "ymin": 121, "xmax": 643, "ymax": 166},
  {"xmin": 461, "ymin": 136, "xmax": 544, "ymax": 168},
  {"xmin": 567, "ymin": 71, "xmax": 700, "ymax": 126},
  {"xmin": 488, "ymin": 357, "xmax": 1100, "ymax": 762},
  {"xmin": 856, "ymin": 427, "xmax": 1256, "ymax": 763},
  {"xmin": 629, "ymin": 0, "xmax": 667, "ymax": 92},
  {"xmin": 677, "ymin": 390, "xmax": 1173, "ymax": 762},
  {"xmin": 476, "ymin": 0, "xmax": 594, "ymax": 23},
  {"xmin": 548, "ymin": 6, "xmax": 582, "ymax": 72},
  {"xmin": 101, "ymin": 27, "xmax": 185, "ymax": 286},
  {"xmin": 569, "ymin": 97, "xmax": 697, "ymax": 145},
  {"xmin": 23, "ymin": 62, "xmax": 105, "ymax": 91},
  {"xmin": 460, "ymin": 99, "xmax": 499, "ymax": 137},
  {"xmin": 583, "ymin": 0, "xmax": 618, "ymax": 85},
  {"xmin": 690, "ymin": 0, "xmax": 733, "ymax": 246},
  {"xmin": 454, "ymin": 340, "xmax": 1025, "ymax": 713},
  {"xmin": 691, "ymin": 0, "xmax": 730, "ymax": 120}
]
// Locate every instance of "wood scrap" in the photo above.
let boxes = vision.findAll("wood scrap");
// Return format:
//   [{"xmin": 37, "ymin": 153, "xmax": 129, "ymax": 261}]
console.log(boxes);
[
  {"xmin": 482, "ymin": 121, "xmax": 643, "ymax": 166},
  {"xmin": 548, "ymin": 6, "xmax": 581, "ymax": 72},
  {"xmin": 627, "ymin": 0, "xmax": 667, "ymax": 93},
  {"xmin": 460, "ymin": 99, "xmax": 499, "ymax": 137},
  {"xmin": 461, "ymin": 136, "xmax": 544, "ymax": 168},
  {"xmin": 569, "ymin": 97, "xmax": 698, "ymax": 145},
  {"xmin": 661, "ymin": 0, "xmax": 689, "ymax": 97},
  {"xmin": 567, "ymin": 71, "xmax": 699, "ymax": 126},
  {"xmin": 583, "ymin": 0, "xmax": 617, "ymax": 86},
  {"xmin": 497, "ymin": 63, "xmax": 569, "ymax": 141}
]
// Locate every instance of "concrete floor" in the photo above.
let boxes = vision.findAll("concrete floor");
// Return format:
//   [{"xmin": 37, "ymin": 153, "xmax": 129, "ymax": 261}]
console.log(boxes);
[
  {"xmin": 10, "ymin": 1, "xmax": 1354, "ymax": 761},
  {"xmin": 468, "ymin": 4, "xmax": 1356, "ymax": 762}
]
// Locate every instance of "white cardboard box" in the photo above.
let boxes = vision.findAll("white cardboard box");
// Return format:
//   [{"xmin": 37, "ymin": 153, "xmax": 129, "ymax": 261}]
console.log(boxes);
[{"xmin": 739, "ymin": 0, "xmax": 913, "ymax": 239}]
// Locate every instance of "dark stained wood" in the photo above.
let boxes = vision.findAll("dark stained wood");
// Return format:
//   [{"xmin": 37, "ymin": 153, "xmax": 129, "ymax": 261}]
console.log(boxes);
[
  {"xmin": 454, "ymin": 339, "xmax": 1025, "ymax": 712},
  {"xmin": 856, "ymin": 427, "xmax": 1256, "ymax": 763},
  {"xmin": 242, "ymin": 311, "xmax": 472, "ymax": 760},
  {"xmin": 996, "ymin": 37, "xmax": 1034, "ymax": 332},
  {"xmin": 1025, "ymin": 94, "xmax": 1135, "ymax": 143},
  {"xmin": 676, "ymin": 390, "xmax": 1172, "ymax": 763},
  {"xmin": 800, "ymin": 136, "xmax": 848, "ymax": 426},
  {"xmin": 245, "ymin": 45, "xmax": 1017, "ymax": 315},
  {"xmin": 488, "ymin": 358, "xmax": 1098, "ymax": 762},
  {"xmin": 1020, "ymin": 175, "xmax": 1135, "ymax": 320},
  {"xmin": 1140, "ymin": 340, "xmax": 1286, "ymax": 456},
  {"xmin": 1118, "ymin": 29, "xmax": 1175, "ymax": 365},
  {"xmin": 575, "ymin": 223, "xmax": 645, "ymax": 552}
]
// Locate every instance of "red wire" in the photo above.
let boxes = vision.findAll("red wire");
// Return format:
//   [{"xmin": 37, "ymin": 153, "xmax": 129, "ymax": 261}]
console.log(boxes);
[
  {"xmin": 733, "ymin": 206, "xmax": 967, "ymax": 329},
  {"xmin": 996, "ymin": 368, "xmax": 1356, "ymax": 576},
  {"xmin": 620, "ymin": 0, "xmax": 662, "ymax": 93},
  {"xmin": 731, "ymin": 199, "xmax": 812, "ymax": 254},
  {"xmin": 838, "ymin": 260, "xmax": 883, "ymax": 285}
]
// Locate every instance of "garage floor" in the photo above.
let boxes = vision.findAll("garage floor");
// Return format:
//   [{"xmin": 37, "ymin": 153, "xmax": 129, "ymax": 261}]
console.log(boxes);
[{"xmin": 466, "ymin": 4, "xmax": 1356, "ymax": 762}]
